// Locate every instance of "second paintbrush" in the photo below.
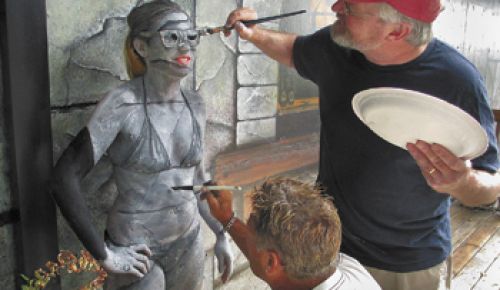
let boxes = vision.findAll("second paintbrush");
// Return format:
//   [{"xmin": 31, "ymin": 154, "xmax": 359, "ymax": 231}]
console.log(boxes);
[{"xmin": 172, "ymin": 185, "xmax": 243, "ymax": 191}]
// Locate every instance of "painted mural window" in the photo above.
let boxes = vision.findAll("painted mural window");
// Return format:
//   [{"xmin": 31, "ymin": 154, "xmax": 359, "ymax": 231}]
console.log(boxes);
[{"xmin": 277, "ymin": 0, "xmax": 335, "ymax": 136}]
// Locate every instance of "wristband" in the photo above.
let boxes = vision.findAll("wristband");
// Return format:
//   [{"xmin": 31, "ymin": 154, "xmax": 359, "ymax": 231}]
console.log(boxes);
[{"xmin": 222, "ymin": 212, "xmax": 236, "ymax": 233}]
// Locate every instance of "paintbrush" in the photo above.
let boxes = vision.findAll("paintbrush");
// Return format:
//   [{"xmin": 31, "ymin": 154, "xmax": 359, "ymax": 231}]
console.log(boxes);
[
  {"xmin": 172, "ymin": 185, "xmax": 243, "ymax": 191},
  {"xmin": 198, "ymin": 9, "xmax": 307, "ymax": 36}
]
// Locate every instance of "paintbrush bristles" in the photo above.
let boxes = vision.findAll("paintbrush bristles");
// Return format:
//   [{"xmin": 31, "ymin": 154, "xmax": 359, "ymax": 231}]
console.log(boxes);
[{"xmin": 206, "ymin": 27, "xmax": 226, "ymax": 34}]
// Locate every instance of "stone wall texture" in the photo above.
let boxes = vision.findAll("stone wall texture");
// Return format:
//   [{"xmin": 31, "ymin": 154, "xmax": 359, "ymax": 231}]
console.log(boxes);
[{"xmin": 0, "ymin": 0, "xmax": 499, "ymax": 289}]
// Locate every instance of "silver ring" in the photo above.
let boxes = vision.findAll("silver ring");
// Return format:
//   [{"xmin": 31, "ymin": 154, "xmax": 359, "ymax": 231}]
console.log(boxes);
[{"xmin": 429, "ymin": 168, "xmax": 436, "ymax": 175}]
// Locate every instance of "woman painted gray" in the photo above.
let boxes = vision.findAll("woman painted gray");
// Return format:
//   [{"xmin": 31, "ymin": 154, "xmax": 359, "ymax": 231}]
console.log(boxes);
[{"xmin": 51, "ymin": 1, "xmax": 233, "ymax": 289}]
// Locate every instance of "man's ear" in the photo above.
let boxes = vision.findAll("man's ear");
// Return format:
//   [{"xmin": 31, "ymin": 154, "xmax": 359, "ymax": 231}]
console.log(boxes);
[
  {"xmin": 386, "ymin": 22, "xmax": 411, "ymax": 41},
  {"xmin": 132, "ymin": 38, "xmax": 148, "ymax": 58},
  {"xmin": 266, "ymin": 250, "xmax": 284, "ymax": 276}
]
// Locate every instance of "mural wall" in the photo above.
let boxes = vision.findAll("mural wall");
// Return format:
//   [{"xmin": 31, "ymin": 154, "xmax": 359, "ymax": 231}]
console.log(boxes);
[{"xmin": 0, "ymin": 0, "xmax": 499, "ymax": 289}]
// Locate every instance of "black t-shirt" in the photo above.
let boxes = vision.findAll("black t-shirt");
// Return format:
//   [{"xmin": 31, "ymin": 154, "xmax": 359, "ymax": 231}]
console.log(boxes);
[{"xmin": 293, "ymin": 27, "xmax": 500, "ymax": 272}]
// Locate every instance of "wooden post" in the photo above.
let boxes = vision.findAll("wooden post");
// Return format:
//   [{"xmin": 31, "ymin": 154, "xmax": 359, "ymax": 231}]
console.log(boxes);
[{"xmin": 0, "ymin": 0, "xmax": 60, "ymax": 289}]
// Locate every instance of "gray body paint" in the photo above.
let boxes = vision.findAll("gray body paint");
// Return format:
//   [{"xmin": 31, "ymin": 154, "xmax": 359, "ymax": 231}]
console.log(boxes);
[
  {"xmin": 87, "ymin": 77, "xmax": 208, "ymax": 289},
  {"xmin": 54, "ymin": 4, "xmax": 234, "ymax": 288}
]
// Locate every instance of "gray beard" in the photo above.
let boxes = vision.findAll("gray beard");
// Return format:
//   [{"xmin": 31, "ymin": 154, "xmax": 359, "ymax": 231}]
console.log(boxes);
[
  {"xmin": 332, "ymin": 34, "xmax": 356, "ymax": 49},
  {"xmin": 329, "ymin": 24, "xmax": 381, "ymax": 52},
  {"xmin": 329, "ymin": 24, "xmax": 358, "ymax": 50}
]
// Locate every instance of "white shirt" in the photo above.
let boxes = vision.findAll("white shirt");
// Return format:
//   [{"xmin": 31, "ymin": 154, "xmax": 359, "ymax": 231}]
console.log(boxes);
[{"xmin": 313, "ymin": 253, "xmax": 381, "ymax": 290}]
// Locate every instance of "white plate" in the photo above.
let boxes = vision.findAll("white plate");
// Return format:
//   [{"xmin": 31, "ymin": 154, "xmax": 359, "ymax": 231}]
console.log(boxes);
[{"xmin": 352, "ymin": 87, "xmax": 488, "ymax": 159}]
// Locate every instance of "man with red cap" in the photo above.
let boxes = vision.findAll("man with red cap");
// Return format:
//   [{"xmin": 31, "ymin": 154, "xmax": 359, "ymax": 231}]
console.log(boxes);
[{"xmin": 224, "ymin": 1, "xmax": 500, "ymax": 290}]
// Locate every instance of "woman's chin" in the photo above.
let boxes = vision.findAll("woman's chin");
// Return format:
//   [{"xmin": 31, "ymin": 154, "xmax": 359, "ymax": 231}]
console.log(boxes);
[
  {"xmin": 150, "ymin": 60, "xmax": 192, "ymax": 78},
  {"xmin": 170, "ymin": 65, "xmax": 192, "ymax": 78}
]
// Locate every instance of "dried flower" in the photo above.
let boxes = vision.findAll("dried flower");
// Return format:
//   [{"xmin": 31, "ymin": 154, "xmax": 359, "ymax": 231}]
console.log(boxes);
[{"xmin": 21, "ymin": 249, "xmax": 107, "ymax": 290}]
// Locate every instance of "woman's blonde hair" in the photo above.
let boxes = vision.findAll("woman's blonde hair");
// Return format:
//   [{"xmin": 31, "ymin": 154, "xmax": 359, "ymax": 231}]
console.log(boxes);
[{"xmin": 124, "ymin": 35, "xmax": 146, "ymax": 78}]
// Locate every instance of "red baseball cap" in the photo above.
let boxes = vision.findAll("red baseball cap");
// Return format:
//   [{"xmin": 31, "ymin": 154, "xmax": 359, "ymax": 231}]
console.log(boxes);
[{"xmin": 333, "ymin": 0, "xmax": 441, "ymax": 23}]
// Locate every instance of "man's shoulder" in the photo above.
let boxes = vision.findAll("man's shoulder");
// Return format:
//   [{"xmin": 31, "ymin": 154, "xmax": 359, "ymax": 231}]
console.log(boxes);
[
  {"xmin": 296, "ymin": 26, "xmax": 334, "ymax": 48},
  {"xmin": 334, "ymin": 253, "xmax": 381, "ymax": 290},
  {"xmin": 314, "ymin": 253, "xmax": 381, "ymax": 290},
  {"xmin": 293, "ymin": 26, "xmax": 351, "ymax": 81},
  {"xmin": 429, "ymin": 39, "xmax": 482, "ymax": 82}
]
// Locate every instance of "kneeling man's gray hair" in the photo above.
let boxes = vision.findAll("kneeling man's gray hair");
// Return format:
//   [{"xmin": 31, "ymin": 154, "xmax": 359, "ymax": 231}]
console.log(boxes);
[{"xmin": 251, "ymin": 178, "xmax": 341, "ymax": 280}]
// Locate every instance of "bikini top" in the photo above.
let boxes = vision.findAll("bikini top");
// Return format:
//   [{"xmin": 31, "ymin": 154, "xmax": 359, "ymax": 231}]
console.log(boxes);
[{"xmin": 108, "ymin": 83, "xmax": 202, "ymax": 173}]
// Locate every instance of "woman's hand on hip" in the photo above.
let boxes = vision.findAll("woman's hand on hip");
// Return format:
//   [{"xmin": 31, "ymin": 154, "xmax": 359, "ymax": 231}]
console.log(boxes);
[{"xmin": 101, "ymin": 243, "xmax": 152, "ymax": 278}]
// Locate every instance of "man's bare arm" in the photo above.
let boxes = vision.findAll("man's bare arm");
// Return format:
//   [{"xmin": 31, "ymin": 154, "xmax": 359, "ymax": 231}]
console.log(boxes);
[
  {"xmin": 225, "ymin": 8, "xmax": 297, "ymax": 67},
  {"xmin": 407, "ymin": 141, "xmax": 500, "ymax": 207},
  {"xmin": 202, "ymin": 190, "xmax": 259, "ymax": 260},
  {"xmin": 449, "ymin": 169, "xmax": 500, "ymax": 206}
]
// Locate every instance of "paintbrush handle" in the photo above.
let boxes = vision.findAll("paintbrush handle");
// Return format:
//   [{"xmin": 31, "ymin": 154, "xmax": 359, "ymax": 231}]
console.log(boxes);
[
  {"xmin": 202, "ymin": 9, "xmax": 307, "ymax": 35},
  {"xmin": 197, "ymin": 185, "xmax": 243, "ymax": 191},
  {"xmin": 172, "ymin": 185, "xmax": 242, "ymax": 191},
  {"xmin": 241, "ymin": 9, "xmax": 306, "ymax": 26}
]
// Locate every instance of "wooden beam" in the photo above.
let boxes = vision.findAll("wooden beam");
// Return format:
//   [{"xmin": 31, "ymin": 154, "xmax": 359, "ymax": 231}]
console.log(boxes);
[
  {"xmin": 278, "ymin": 96, "xmax": 319, "ymax": 115},
  {"xmin": 214, "ymin": 134, "xmax": 319, "ymax": 220},
  {"xmin": 1, "ymin": 0, "xmax": 59, "ymax": 288},
  {"xmin": 214, "ymin": 134, "xmax": 319, "ymax": 186}
]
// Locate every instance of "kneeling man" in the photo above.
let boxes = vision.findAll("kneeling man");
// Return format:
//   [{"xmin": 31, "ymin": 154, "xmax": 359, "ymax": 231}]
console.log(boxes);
[{"xmin": 203, "ymin": 178, "xmax": 380, "ymax": 290}]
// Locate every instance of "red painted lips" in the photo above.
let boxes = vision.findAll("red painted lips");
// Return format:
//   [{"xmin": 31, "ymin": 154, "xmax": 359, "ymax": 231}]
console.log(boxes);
[{"xmin": 176, "ymin": 55, "xmax": 191, "ymax": 66}]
